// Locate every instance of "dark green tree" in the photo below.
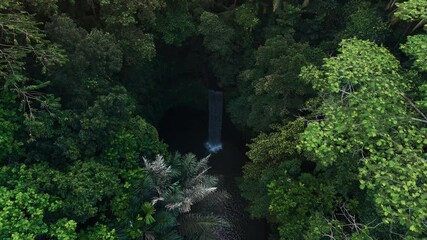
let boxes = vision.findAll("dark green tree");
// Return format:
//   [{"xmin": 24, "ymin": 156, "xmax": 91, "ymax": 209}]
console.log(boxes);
[{"xmin": 229, "ymin": 35, "xmax": 324, "ymax": 132}]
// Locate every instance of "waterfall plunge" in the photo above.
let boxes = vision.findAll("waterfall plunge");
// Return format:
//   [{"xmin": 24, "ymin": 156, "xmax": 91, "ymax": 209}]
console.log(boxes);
[{"xmin": 205, "ymin": 90, "xmax": 223, "ymax": 153}]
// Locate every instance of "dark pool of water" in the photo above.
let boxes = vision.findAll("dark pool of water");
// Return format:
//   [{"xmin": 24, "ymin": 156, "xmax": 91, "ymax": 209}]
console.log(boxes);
[{"xmin": 158, "ymin": 106, "xmax": 268, "ymax": 240}]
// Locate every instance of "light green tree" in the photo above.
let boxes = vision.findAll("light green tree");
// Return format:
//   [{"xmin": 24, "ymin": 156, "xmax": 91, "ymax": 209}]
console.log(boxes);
[
  {"xmin": 0, "ymin": 165, "xmax": 77, "ymax": 240},
  {"xmin": 301, "ymin": 38, "xmax": 427, "ymax": 237}
]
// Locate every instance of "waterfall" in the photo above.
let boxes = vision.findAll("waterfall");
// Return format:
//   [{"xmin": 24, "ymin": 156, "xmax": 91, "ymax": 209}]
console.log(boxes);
[{"xmin": 205, "ymin": 90, "xmax": 223, "ymax": 153}]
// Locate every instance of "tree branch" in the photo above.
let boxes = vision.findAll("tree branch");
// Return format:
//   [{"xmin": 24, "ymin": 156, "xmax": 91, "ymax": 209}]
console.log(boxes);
[{"xmin": 400, "ymin": 92, "xmax": 427, "ymax": 123}]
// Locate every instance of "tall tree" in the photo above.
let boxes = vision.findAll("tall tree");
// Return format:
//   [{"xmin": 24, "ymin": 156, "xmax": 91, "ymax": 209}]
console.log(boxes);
[
  {"xmin": 300, "ymin": 38, "xmax": 427, "ymax": 237},
  {"xmin": 229, "ymin": 35, "xmax": 324, "ymax": 132}
]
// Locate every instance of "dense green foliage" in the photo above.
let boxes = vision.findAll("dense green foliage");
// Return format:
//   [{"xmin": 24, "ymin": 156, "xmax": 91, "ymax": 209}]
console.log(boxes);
[
  {"xmin": 237, "ymin": 0, "xmax": 427, "ymax": 239},
  {"xmin": 0, "ymin": 0, "xmax": 230, "ymax": 239},
  {"xmin": 1, "ymin": 0, "xmax": 426, "ymax": 239}
]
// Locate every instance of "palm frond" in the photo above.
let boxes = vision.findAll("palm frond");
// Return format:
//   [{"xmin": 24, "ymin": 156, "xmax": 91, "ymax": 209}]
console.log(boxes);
[
  {"xmin": 165, "ymin": 201, "xmax": 184, "ymax": 211},
  {"xmin": 166, "ymin": 188, "xmax": 218, "ymax": 212},
  {"xmin": 141, "ymin": 154, "xmax": 232, "ymax": 239},
  {"xmin": 160, "ymin": 230, "xmax": 183, "ymax": 240},
  {"xmin": 178, "ymin": 213, "xmax": 230, "ymax": 240},
  {"xmin": 195, "ymin": 189, "xmax": 231, "ymax": 210},
  {"xmin": 165, "ymin": 152, "xmax": 182, "ymax": 179},
  {"xmin": 143, "ymin": 155, "xmax": 172, "ymax": 178},
  {"xmin": 184, "ymin": 185, "xmax": 217, "ymax": 206},
  {"xmin": 152, "ymin": 210, "xmax": 178, "ymax": 233},
  {"xmin": 143, "ymin": 232, "xmax": 157, "ymax": 240},
  {"xmin": 187, "ymin": 174, "xmax": 218, "ymax": 188},
  {"xmin": 161, "ymin": 183, "xmax": 184, "ymax": 207},
  {"xmin": 143, "ymin": 155, "xmax": 173, "ymax": 194},
  {"xmin": 193, "ymin": 155, "xmax": 210, "ymax": 174},
  {"xmin": 151, "ymin": 196, "xmax": 164, "ymax": 206},
  {"xmin": 302, "ymin": 0, "xmax": 309, "ymax": 7},
  {"xmin": 137, "ymin": 174, "xmax": 156, "ymax": 199},
  {"xmin": 273, "ymin": 0, "xmax": 282, "ymax": 12},
  {"xmin": 178, "ymin": 153, "xmax": 198, "ymax": 177},
  {"xmin": 182, "ymin": 197, "xmax": 195, "ymax": 213}
]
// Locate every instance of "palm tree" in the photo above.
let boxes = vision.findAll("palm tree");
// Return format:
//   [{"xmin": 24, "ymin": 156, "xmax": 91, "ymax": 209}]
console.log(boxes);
[
  {"xmin": 273, "ymin": 0, "xmax": 310, "ymax": 12},
  {"xmin": 143, "ymin": 153, "xmax": 232, "ymax": 240}
]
